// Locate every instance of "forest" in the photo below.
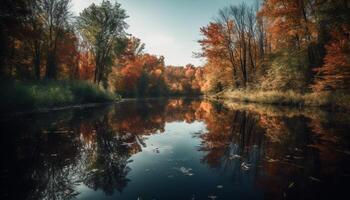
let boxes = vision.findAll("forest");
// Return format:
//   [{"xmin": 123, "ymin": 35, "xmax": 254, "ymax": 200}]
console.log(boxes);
[
  {"xmin": 1, "ymin": 0, "xmax": 350, "ymax": 111},
  {"xmin": 198, "ymin": 0, "xmax": 350, "ymax": 108},
  {"xmin": 2, "ymin": 1, "xmax": 350, "ymax": 199}
]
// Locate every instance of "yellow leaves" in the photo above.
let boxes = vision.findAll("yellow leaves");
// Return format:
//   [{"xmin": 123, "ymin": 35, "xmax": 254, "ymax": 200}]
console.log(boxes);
[{"xmin": 153, "ymin": 69, "xmax": 162, "ymax": 77}]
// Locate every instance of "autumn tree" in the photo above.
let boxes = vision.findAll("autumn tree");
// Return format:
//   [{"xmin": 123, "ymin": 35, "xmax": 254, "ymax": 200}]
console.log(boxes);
[
  {"xmin": 312, "ymin": 28, "xmax": 350, "ymax": 91},
  {"xmin": 163, "ymin": 65, "xmax": 203, "ymax": 95},
  {"xmin": 27, "ymin": 0, "xmax": 45, "ymax": 80},
  {"xmin": 120, "ymin": 54, "xmax": 166, "ymax": 97},
  {"xmin": 42, "ymin": 0, "xmax": 72, "ymax": 79},
  {"xmin": 258, "ymin": 0, "xmax": 350, "ymax": 91},
  {"xmin": 312, "ymin": 0, "xmax": 350, "ymax": 91},
  {"xmin": 0, "ymin": 0, "xmax": 84, "ymax": 80},
  {"xmin": 78, "ymin": 50, "xmax": 95, "ymax": 80},
  {"xmin": 56, "ymin": 30, "xmax": 80, "ymax": 79},
  {"xmin": 257, "ymin": 0, "xmax": 322, "ymax": 90},
  {"xmin": 198, "ymin": 23, "xmax": 232, "ymax": 92},
  {"xmin": 199, "ymin": 3, "xmax": 263, "ymax": 90},
  {"xmin": 0, "ymin": 0, "xmax": 33, "ymax": 78}
]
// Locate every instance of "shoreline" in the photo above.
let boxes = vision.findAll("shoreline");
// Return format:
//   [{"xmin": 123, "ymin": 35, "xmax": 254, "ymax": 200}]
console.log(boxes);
[
  {"xmin": 0, "ymin": 96, "xmax": 202, "ymax": 116},
  {"xmin": 0, "ymin": 101, "xmax": 118, "ymax": 118},
  {"xmin": 207, "ymin": 90, "xmax": 350, "ymax": 111}
]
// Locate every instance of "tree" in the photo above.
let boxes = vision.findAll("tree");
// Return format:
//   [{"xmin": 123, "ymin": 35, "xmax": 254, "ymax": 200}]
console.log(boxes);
[
  {"xmin": 56, "ymin": 30, "xmax": 80, "ymax": 79},
  {"xmin": 42, "ymin": 0, "xmax": 71, "ymax": 79},
  {"xmin": 27, "ymin": 0, "xmax": 45, "ymax": 80},
  {"xmin": 258, "ymin": 0, "xmax": 316, "ymax": 51},
  {"xmin": 198, "ymin": 22, "xmax": 232, "ymax": 91},
  {"xmin": 199, "ymin": 3, "xmax": 263, "ymax": 90},
  {"xmin": 312, "ymin": 26, "xmax": 350, "ymax": 91},
  {"xmin": 77, "ymin": 0, "xmax": 128, "ymax": 88},
  {"xmin": 311, "ymin": 0, "xmax": 350, "ymax": 91},
  {"xmin": 0, "ymin": 0, "xmax": 32, "ymax": 78}
]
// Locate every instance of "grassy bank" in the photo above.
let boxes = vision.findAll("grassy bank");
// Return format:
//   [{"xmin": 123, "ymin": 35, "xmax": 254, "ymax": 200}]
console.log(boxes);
[
  {"xmin": 0, "ymin": 80, "xmax": 120, "ymax": 112},
  {"xmin": 211, "ymin": 89, "xmax": 350, "ymax": 110}
]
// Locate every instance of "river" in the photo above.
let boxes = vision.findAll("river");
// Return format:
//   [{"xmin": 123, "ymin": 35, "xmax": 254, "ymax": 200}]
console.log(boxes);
[{"xmin": 1, "ymin": 98, "xmax": 350, "ymax": 199}]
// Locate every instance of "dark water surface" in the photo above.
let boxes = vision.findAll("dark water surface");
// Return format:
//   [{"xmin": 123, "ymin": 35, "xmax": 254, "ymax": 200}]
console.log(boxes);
[{"xmin": 1, "ymin": 98, "xmax": 350, "ymax": 200}]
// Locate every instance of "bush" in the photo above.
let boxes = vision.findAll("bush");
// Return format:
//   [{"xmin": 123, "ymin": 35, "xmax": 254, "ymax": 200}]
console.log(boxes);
[
  {"xmin": 0, "ymin": 80, "xmax": 118, "ymax": 112},
  {"xmin": 260, "ymin": 50, "xmax": 309, "ymax": 91}
]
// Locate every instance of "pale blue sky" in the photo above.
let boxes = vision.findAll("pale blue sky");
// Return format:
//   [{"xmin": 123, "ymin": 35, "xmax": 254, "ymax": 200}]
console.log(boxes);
[{"xmin": 71, "ymin": 0, "xmax": 254, "ymax": 66}]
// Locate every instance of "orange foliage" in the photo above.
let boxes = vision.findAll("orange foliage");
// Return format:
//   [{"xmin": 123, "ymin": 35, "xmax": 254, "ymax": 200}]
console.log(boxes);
[
  {"xmin": 258, "ymin": 0, "xmax": 316, "ymax": 50},
  {"xmin": 115, "ymin": 52, "xmax": 165, "ymax": 93},
  {"xmin": 78, "ymin": 51, "xmax": 95, "ymax": 80},
  {"xmin": 56, "ymin": 32, "xmax": 79, "ymax": 79},
  {"xmin": 312, "ymin": 26, "xmax": 350, "ymax": 91},
  {"xmin": 164, "ymin": 65, "xmax": 204, "ymax": 94},
  {"xmin": 198, "ymin": 23, "xmax": 227, "ymax": 61}
]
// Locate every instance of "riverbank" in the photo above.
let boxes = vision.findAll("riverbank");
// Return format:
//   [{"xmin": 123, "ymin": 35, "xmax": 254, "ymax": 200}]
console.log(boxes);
[
  {"xmin": 0, "ymin": 80, "xmax": 120, "ymax": 113},
  {"xmin": 209, "ymin": 89, "xmax": 350, "ymax": 110}
]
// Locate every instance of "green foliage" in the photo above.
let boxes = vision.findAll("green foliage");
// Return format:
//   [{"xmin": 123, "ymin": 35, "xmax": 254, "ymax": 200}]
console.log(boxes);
[
  {"xmin": 0, "ymin": 80, "xmax": 118, "ymax": 112},
  {"xmin": 136, "ymin": 71, "xmax": 149, "ymax": 97},
  {"xmin": 148, "ymin": 79, "xmax": 169, "ymax": 97},
  {"xmin": 68, "ymin": 80, "xmax": 118, "ymax": 103},
  {"xmin": 77, "ymin": 0, "xmax": 128, "ymax": 86},
  {"xmin": 260, "ymin": 49, "xmax": 309, "ymax": 91}
]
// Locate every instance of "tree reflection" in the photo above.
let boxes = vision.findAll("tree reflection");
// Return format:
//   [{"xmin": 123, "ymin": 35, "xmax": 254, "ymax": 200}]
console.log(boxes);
[
  {"xmin": 1, "ymin": 99, "xmax": 350, "ymax": 199},
  {"xmin": 81, "ymin": 115, "xmax": 131, "ymax": 195},
  {"xmin": 200, "ymin": 101, "xmax": 350, "ymax": 199}
]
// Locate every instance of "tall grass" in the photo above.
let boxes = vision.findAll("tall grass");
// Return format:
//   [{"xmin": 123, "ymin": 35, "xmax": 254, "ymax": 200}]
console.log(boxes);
[
  {"xmin": 0, "ymin": 80, "xmax": 119, "ymax": 112},
  {"xmin": 218, "ymin": 89, "xmax": 350, "ymax": 110}
]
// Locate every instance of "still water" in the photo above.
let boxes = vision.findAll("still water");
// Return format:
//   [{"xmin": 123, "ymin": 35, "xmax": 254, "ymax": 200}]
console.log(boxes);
[{"xmin": 1, "ymin": 98, "xmax": 350, "ymax": 200}]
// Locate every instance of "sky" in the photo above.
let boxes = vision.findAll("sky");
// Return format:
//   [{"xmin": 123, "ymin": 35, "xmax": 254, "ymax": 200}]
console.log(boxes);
[{"xmin": 71, "ymin": 0, "xmax": 254, "ymax": 66}]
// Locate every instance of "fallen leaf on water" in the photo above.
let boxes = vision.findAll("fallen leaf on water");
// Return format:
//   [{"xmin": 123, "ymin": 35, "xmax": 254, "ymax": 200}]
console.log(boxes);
[
  {"xmin": 309, "ymin": 176, "xmax": 321, "ymax": 182},
  {"xmin": 216, "ymin": 185, "xmax": 223, "ymax": 189},
  {"xmin": 293, "ymin": 156, "xmax": 303, "ymax": 160},
  {"xmin": 174, "ymin": 167, "xmax": 194, "ymax": 176},
  {"xmin": 91, "ymin": 169, "xmax": 98, "ymax": 173},
  {"xmin": 241, "ymin": 162, "xmax": 251, "ymax": 171},
  {"xmin": 288, "ymin": 182, "xmax": 294, "ymax": 188},
  {"xmin": 335, "ymin": 149, "xmax": 350, "ymax": 155},
  {"xmin": 229, "ymin": 154, "xmax": 241, "ymax": 159}
]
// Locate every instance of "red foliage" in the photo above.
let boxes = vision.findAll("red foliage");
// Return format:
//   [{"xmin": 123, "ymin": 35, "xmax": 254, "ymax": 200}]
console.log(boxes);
[
  {"xmin": 312, "ymin": 26, "xmax": 350, "ymax": 91},
  {"xmin": 198, "ymin": 23, "xmax": 227, "ymax": 61}
]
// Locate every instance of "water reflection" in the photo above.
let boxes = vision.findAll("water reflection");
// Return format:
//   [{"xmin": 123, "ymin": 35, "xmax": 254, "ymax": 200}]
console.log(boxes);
[{"xmin": 1, "ymin": 99, "xmax": 350, "ymax": 199}]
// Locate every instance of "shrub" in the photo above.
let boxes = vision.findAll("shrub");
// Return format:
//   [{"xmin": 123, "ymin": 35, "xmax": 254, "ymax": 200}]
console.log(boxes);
[
  {"xmin": 0, "ymin": 80, "xmax": 118, "ymax": 112},
  {"xmin": 260, "ymin": 50, "xmax": 309, "ymax": 91}
]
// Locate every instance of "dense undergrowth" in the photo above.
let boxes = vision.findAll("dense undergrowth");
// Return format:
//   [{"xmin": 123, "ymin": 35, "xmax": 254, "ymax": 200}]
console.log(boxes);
[{"xmin": 0, "ymin": 80, "xmax": 119, "ymax": 112}]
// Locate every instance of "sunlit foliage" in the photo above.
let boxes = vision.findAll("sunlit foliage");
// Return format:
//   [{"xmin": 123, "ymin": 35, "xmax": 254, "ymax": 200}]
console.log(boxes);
[{"xmin": 198, "ymin": 0, "xmax": 350, "ymax": 97}]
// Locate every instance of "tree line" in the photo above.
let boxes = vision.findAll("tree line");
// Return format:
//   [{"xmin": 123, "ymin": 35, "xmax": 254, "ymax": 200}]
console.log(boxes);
[
  {"xmin": 2, "ymin": 0, "xmax": 349, "ymax": 99},
  {"xmin": 0, "ymin": 0, "xmax": 203, "ymax": 97},
  {"xmin": 198, "ymin": 0, "xmax": 350, "ymax": 93}
]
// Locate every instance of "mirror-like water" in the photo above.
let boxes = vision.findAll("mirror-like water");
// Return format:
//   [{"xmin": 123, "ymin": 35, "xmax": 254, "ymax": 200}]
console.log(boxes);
[{"xmin": 1, "ymin": 98, "xmax": 350, "ymax": 200}]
